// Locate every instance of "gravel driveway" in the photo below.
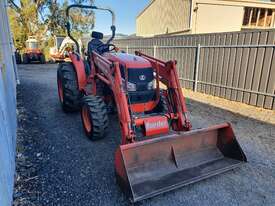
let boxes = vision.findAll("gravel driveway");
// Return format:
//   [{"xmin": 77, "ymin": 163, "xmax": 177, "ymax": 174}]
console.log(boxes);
[{"xmin": 14, "ymin": 64, "xmax": 275, "ymax": 206}]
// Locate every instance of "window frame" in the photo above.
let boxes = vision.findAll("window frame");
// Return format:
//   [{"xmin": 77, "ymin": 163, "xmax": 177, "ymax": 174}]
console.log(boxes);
[{"xmin": 242, "ymin": 7, "xmax": 275, "ymax": 29}]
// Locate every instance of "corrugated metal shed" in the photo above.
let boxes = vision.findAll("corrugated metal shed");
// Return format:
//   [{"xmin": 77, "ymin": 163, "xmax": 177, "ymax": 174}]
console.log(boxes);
[
  {"xmin": 136, "ymin": 0, "xmax": 192, "ymax": 37},
  {"xmin": 0, "ymin": 0, "xmax": 18, "ymax": 205},
  {"xmin": 136, "ymin": 0, "xmax": 275, "ymax": 36}
]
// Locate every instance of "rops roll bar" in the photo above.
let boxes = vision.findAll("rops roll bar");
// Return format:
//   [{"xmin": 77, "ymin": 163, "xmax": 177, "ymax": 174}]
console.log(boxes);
[{"xmin": 66, "ymin": 4, "xmax": 116, "ymax": 53}]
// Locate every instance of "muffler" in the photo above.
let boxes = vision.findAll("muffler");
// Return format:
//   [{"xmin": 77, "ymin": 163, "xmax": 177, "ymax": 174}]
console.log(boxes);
[{"xmin": 115, "ymin": 123, "xmax": 247, "ymax": 202}]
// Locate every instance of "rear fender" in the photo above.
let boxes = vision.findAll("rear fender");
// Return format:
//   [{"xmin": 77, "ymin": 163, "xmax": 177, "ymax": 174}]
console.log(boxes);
[{"xmin": 69, "ymin": 53, "xmax": 87, "ymax": 91}]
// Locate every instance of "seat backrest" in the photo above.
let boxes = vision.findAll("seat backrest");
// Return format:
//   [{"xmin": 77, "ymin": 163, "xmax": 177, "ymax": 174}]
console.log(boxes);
[
  {"xmin": 91, "ymin": 31, "xmax": 103, "ymax": 40},
  {"xmin": 87, "ymin": 39, "xmax": 103, "ymax": 56}
]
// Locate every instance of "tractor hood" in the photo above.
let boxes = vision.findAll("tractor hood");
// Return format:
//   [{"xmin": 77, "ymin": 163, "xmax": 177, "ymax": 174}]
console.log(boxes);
[{"xmin": 103, "ymin": 53, "xmax": 152, "ymax": 68}]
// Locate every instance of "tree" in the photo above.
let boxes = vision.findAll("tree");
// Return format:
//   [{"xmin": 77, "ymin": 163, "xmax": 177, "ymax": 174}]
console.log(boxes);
[
  {"xmin": 45, "ymin": 0, "xmax": 95, "ymax": 36},
  {"xmin": 8, "ymin": 0, "xmax": 95, "ymax": 50},
  {"xmin": 8, "ymin": 0, "xmax": 45, "ymax": 48},
  {"xmin": 8, "ymin": 8, "xmax": 26, "ymax": 49}
]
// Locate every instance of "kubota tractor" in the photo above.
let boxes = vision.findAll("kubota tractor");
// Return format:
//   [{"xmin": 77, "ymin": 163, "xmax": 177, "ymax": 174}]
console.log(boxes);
[
  {"xmin": 22, "ymin": 36, "xmax": 46, "ymax": 64},
  {"xmin": 57, "ymin": 4, "xmax": 247, "ymax": 203}
]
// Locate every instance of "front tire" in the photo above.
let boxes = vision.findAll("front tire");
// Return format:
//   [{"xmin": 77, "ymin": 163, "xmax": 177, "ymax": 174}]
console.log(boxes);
[
  {"xmin": 81, "ymin": 95, "xmax": 108, "ymax": 140},
  {"xmin": 57, "ymin": 62, "xmax": 82, "ymax": 112}
]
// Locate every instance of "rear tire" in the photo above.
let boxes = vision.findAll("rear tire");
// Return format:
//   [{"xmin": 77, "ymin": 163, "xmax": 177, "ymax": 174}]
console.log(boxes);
[
  {"xmin": 22, "ymin": 54, "xmax": 29, "ymax": 64},
  {"xmin": 57, "ymin": 62, "xmax": 82, "ymax": 112},
  {"xmin": 81, "ymin": 95, "xmax": 109, "ymax": 140}
]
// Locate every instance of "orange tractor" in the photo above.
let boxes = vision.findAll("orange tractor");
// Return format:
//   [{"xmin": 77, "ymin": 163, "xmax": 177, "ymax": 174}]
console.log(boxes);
[
  {"xmin": 22, "ymin": 36, "xmax": 46, "ymax": 64},
  {"xmin": 57, "ymin": 4, "xmax": 247, "ymax": 202}
]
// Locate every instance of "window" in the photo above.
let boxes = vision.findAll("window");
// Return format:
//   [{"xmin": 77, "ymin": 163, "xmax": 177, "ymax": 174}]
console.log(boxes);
[{"xmin": 242, "ymin": 7, "xmax": 275, "ymax": 28}]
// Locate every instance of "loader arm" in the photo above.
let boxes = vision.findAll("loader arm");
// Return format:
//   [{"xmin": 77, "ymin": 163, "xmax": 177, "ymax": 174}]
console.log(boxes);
[
  {"xmin": 135, "ymin": 51, "xmax": 191, "ymax": 131},
  {"xmin": 66, "ymin": 4, "xmax": 116, "ymax": 54},
  {"xmin": 91, "ymin": 51, "xmax": 135, "ymax": 144}
]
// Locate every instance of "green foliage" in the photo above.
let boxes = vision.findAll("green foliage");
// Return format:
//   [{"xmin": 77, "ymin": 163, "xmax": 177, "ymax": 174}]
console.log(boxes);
[
  {"xmin": 45, "ymin": 0, "xmax": 95, "ymax": 35},
  {"xmin": 8, "ymin": 8, "xmax": 26, "ymax": 49},
  {"xmin": 45, "ymin": 0, "xmax": 69, "ymax": 35},
  {"xmin": 42, "ymin": 36, "xmax": 54, "ymax": 60}
]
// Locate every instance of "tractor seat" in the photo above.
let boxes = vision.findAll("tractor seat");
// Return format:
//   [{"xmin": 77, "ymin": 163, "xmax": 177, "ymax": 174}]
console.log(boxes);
[{"xmin": 87, "ymin": 31, "xmax": 104, "ymax": 56}]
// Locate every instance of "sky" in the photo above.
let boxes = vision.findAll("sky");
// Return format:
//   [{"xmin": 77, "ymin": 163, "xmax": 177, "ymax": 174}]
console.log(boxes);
[
  {"xmin": 14, "ymin": 0, "xmax": 150, "ymax": 35},
  {"xmin": 92, "ymin": 0, "xmax": 150, "ymax": 35}
]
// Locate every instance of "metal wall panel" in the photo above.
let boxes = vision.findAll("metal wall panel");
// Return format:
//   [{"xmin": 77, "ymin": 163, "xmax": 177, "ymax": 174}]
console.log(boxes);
[
  {"xmin": 225, "ymin": 34, "xmax": 238, "ymax": 100},
  {"xmin": 0, "ymin": 1, "xmax": 18, "ymax": 205},
  {"xmin": 197, "ymin": 36, "xmax": 205, "ymax": 91},
  {"xmin": 215, "ymin": 34, "xmax": 227, "ymax": 96},
  {"xmin": 114, "ymin": 29, "xmax": 275, "ymax": 109},
  {"xmin": 250, "ymin": 31, "xmax": 268, "ymax": 106},
  {"xmin": 201, "ymin": 35, "xmax": 211, "ymax": 92},
  {"xmin": 236, "ymin": 33, "xmax": 252, "ymax": 102},
  {"xmin": 264, "ymin": 50, "xmax": 275, "ymax": 109},
  {"xmin": 210, "ymin": 35, "xmax": 220, "ymax": 96},
  {"xmin": 231, "ymin": 33, "xmax": 245, "ymax": 101},
  {"xmin": 220, "ymin": 34, "xmax": 232, "ymax": 98},
  {"xmin": 257, "ymin": 31, "xmax": 275, "ymax": 108},
  {"xmin": 243, "ymin": 32, "xmax": 260, "ymax": 104}
]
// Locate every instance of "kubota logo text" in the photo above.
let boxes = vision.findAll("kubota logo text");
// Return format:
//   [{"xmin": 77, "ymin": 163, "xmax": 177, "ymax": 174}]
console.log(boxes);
[
  {"xmin": 145, "ymin": 120, "xmax": 167, "ymax": 130},
  {"xmin": 139, "ymin": 75, "xmax": 146, "ymax": 81}
]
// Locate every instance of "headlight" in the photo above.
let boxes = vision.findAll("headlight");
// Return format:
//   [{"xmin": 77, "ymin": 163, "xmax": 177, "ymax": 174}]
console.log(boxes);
[
  {"xmin": 127, "ymin": 81, "xmax": 136, "ymax": 92},
  {"xmin": 147, "ymin": 80, "xmax": 154, "ymax": 90}
]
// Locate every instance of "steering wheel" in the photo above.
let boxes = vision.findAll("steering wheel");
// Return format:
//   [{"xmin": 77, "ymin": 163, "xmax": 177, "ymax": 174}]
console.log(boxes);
[{"xmin": 96, "ymin": 44, "xmax": 116, "ymax": 54}]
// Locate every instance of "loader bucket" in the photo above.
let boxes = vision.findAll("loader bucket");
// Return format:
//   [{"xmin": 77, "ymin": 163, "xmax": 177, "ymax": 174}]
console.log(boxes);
[{"xmin": 115, "ymin": 123, "xmax": 247, "ymax": 202}]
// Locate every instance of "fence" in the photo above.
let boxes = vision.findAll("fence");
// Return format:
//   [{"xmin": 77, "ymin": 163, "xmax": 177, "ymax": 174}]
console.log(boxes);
[
  {"xmin": 115, "ymin": 29, "xmax": 275, "ymax": 110},
  {"xmin": 0, "ymin": 0, "xmax": 18, "ymax": 205}
]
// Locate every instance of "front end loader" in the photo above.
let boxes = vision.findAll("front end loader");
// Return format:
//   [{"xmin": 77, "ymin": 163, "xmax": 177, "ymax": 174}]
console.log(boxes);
[{"xmin": 57, "ymin": 4, "xmax": 247, "ymax": 203}]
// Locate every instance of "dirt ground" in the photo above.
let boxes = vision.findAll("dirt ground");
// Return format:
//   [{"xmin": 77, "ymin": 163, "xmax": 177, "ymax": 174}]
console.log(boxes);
[
  {"xmin": 14, "ymin": 64, "xmax": 275, "ymax": 206},
  {"xmin": 182, "ymin": 88, "xmax": 275, "ymax": 125}
]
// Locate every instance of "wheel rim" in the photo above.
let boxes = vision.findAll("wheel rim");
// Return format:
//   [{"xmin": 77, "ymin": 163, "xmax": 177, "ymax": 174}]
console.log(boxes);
[
  {"xmin": 57, "ymin": 79, "xmax": 64, "ymax": 103},
  {"xmin": 82, "ymin": 106, "xmax": 92, "ymax": 133}
]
